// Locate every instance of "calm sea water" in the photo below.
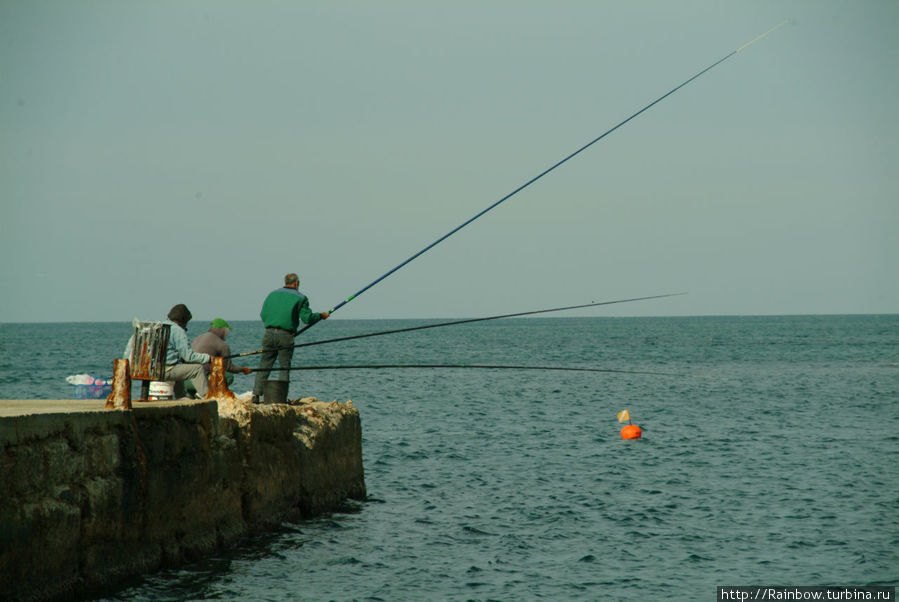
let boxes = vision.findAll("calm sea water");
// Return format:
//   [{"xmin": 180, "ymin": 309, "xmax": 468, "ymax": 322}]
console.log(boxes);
[{"xmin": 1, "ymin": 315, "xmax": 897, "ymax": 600}]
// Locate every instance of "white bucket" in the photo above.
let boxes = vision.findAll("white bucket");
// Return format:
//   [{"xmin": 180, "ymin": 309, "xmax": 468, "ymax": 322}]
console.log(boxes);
[{"xmin": 149, "ymin": 380, "xmax": 174, "ymax": 400}]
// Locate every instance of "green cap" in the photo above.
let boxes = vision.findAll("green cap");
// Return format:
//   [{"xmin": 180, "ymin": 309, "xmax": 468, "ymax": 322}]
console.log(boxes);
[{"xmin": 211, "ymin": 318, "xmax": 232, "ymax": 330}]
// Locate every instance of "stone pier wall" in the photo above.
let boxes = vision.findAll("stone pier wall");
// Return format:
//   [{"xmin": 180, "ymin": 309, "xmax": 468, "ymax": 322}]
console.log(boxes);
[{"xmin": 0, "ymin": 398, "xmax": 366, "ymax": 602}]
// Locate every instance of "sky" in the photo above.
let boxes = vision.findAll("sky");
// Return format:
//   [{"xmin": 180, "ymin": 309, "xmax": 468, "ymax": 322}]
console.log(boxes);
[{"xmin": 1, "ymin": 1, "xmax": 897, "ymax": 322}]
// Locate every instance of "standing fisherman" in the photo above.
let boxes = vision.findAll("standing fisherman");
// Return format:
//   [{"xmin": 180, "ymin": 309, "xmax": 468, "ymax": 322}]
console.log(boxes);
[{"xmin": 252, "ymin": 273, "xmax": 329, "ymax": 403}]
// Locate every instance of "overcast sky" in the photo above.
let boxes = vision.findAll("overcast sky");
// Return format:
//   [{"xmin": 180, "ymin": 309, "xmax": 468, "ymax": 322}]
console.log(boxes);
[{"xmin": 2, "ymin": 1, "xmax": 896, "ymax": 323}]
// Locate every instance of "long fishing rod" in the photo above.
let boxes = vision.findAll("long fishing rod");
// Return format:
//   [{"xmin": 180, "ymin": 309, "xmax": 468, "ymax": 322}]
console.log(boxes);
[
  {"xmin": 247, "ymin": 363, "xmax": 716, "ymax": 380},
  {"xmin": 291, "ymin": 20, "xmax": 788, "ymax": 339},
  {"xmin": 226, "ymin": 292, "xmax": 685, "ymax": 358}
]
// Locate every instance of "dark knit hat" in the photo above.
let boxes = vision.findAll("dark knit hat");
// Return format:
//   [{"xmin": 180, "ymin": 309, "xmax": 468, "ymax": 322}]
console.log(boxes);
[{"xmin": 167, "ymin": 304, "xmax": 192, "ymax": 329}]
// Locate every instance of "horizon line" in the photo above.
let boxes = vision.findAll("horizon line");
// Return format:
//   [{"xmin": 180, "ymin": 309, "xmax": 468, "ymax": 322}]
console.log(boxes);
[{"xmin": 2, "ymin": 312, "xmax": 897, "ymax": 326}]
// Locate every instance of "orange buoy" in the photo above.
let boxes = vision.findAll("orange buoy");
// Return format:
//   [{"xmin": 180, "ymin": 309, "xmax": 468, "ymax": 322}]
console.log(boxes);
[{"xmin": 621, "ymin": 424, "xmax": 642, "ymax": 439}]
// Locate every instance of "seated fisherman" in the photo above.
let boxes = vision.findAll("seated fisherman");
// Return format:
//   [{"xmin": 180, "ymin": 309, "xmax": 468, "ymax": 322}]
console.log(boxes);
[
  {"xmin": 124, "ymin": 304, "xmax": 211, "ymax": 399},
  {"xmin": 184, "ymin": 318, "xmax": 252, "ymax": 397}
]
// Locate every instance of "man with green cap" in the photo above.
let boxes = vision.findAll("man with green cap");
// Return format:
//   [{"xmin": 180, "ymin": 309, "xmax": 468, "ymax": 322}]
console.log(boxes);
[{"xmin": 188, "ymin": 318, "xmax": 252, "ymax": 393}]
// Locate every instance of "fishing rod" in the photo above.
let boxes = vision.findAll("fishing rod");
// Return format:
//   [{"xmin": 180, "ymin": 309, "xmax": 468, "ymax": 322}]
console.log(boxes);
[
  {"xmin": 247, "ymin": 363, "xmax": 716, "ymax": 380},
  {"xmin": 290, "ymin": 20, "xmax": 788, "ymax": 339},
  {"xmin": 226, "ymin": 292, "xmax": 685, "ymax": 358}
]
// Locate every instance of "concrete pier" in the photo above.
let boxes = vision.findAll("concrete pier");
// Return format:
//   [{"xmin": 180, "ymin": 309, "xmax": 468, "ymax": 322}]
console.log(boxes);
[{"xmin": 0, "ymin": 396, "xmax": 366, "ymax": 602}]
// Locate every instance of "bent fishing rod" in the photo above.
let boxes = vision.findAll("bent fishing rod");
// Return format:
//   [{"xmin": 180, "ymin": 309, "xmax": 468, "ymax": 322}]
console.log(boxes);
[
  {"xmin": 226, "ymin": 292, "xmax": 685, "ymax": 358},
  {"xmin": 288, "ymin": 21, "xmax": 788, "ymax": 339}
]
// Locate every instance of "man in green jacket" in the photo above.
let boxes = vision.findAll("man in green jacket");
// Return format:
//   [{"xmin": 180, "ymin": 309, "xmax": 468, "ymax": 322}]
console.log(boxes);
[{"xmin": 252, "ymin": 273, "xmax": 328, "ymax": 403}]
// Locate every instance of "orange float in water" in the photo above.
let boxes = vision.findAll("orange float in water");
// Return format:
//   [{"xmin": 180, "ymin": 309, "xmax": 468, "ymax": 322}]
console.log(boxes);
[{"xmin": 621, "ymin": 424, "xmax": 642, "ymax": 439}]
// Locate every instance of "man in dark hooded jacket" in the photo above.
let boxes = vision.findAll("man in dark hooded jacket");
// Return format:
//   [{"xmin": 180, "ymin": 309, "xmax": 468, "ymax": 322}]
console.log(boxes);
[
  {"xmin": 122, "ymin": 304, "xmax": 211, "ymax": 399},
  {"xmin": 161, "ymin": 304, "xmax": 211, "ymax": 399}
]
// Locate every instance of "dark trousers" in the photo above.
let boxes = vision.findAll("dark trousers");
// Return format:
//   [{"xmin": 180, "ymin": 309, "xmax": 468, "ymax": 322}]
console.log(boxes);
[{"xmin": 253, "ymin": 328, "xmax": 295, "ymax": 396}]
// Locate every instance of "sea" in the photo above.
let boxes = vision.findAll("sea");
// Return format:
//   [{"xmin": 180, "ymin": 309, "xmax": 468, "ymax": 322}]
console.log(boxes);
[{"xmin": 1, "ymin": 315, "xmax": 897, "ymax": 601}]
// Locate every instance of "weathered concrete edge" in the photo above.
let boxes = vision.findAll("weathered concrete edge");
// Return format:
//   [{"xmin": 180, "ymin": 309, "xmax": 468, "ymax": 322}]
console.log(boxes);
[{"xmin": 0, "ymin": 397, "xmax": 366, "ymax": 602}]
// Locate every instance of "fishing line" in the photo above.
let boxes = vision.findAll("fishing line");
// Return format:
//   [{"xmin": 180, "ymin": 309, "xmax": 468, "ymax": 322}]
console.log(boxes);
[
  {"xmin": 226, "ymin": 292, "xmax": 685, "ymax": 358},
  {"xmin": 291, "ymin": 20, "xmax": 788, "ymax": 338},
  {"xmin": 247, "ymin": 363, "xmax": 717, "ymax": 380}
]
